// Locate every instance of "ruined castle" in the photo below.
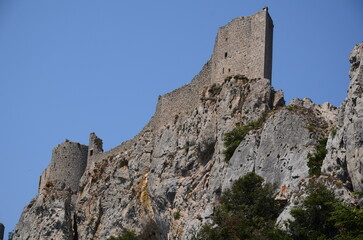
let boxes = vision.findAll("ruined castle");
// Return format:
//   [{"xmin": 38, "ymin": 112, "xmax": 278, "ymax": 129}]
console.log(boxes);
[
  {"xmin": 38, "ymin": 8, "xmax": 274, "ymax": 194},
  {"xmin": 14, "ymin": 5, "xmax": 363, "ymax": 239},
  {"xmin": 38, "ymin": 133, "xmax": 103, "ymax": 193}
]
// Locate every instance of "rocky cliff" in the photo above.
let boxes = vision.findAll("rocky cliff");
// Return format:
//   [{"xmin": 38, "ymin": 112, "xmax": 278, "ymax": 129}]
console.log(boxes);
[
  {"xmin": 322, "ymin": 43, "xmax": 363, "ymax": 191},
  {"xmin": 13, "ymin": 9, "xmax": 363, "ymax": 240}
]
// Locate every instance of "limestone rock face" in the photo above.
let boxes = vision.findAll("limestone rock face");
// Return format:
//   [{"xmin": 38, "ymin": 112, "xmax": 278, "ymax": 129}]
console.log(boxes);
[
  {"xmin": 15, "ymin": 71, "xmax": 339, "ymax": 239},
  {"xmin": 13, "ymin": 181, "xmax": 75, "ymax": 240},
  {"xmin": 74, "ymin": 77, "xmax": 285, "ymax": 240},
  {"xmin": 322, "ymin": 42, "xmax": 363, "ymax": 191},
  {"xmin": 12, "ymin": 12, "xmax": 362, "ymax": 240}
]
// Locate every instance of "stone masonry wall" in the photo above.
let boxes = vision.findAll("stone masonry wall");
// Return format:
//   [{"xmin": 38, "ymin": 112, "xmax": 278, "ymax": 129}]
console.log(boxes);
[
  {"xmin": 151, "ymin": 61, "xmax": 212, "ymax": 129},
  {"xmin": 264, "ymin": 11, "xmax": 273, "ymax": 80},
  {"xmin": 86, "ymin": 9, "xmax": 273, "ymax": 163},
  {"xmin": 211, "ymin": 8, "xmax": 273, "ymax": 84},
  {"xmin": 88, "ymin": 132, "xmax": 103, "ymax": 158},
  {"xmin": 149, "ymin": 8, "xmax": 273, "ymax": 132},
  {"xmin": 39, "ymin": 141, "xmax": 88, "ymax": 193},
  {"xmin": 86, "ymin": 62, "xmax": 212, "ymax": 164}
]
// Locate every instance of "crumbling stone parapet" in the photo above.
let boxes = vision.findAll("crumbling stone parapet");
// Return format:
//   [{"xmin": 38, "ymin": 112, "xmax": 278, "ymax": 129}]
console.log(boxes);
[{"xmin": 88, "ymin": 132, "xmax": 103, "ymax": 157}]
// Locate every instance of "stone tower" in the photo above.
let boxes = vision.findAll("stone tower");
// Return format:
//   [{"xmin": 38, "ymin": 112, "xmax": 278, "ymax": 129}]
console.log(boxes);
[
  {"xmin": 88, "ymin": 132, "xmax": 103, "ymax": 158},
  {"xmin": 39, "ymin": 141, "xmax": 88, "ymax": 193},
  {"xmin": 211, "ymin": 7, "xmax": 273, "ymax": 84}
]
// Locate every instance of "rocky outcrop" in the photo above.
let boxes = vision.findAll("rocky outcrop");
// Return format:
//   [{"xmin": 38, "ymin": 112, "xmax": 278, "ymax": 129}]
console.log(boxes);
[
  {"xmin": 74, "ymin": 77, "xmax": 286, "ymax": 240},
  {"xmin": 14, "ymin": 73, "xmax": 339, "ymax": 239},
  {"xmin": 12, "ymin": 8, "xmax": 362, "ymax": 240},
  {"xmin": 14, "ymin": 181, "xmax": 75, "ymax": 239},
  {"xmin": 322, "ymin": 42, "xmax": 363, "ymax": 191},
  {"xmin": 277, "ymin": 42, "xmax": 363, "ymax": 227}
]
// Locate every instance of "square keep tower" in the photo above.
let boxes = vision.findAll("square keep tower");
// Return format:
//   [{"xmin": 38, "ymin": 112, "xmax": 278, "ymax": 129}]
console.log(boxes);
[{"xmin": 211, "ymin": 7, "xmax": 273, "ymax": 84}]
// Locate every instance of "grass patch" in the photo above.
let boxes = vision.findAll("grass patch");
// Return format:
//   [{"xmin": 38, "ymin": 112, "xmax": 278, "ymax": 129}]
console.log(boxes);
[
  {"xmin": 331, "ymin": 128, "xmax": 337, "ymax": 136},
  {"xmin": 305, "ymin": 124, "xmax": 315, "ymax": 132},
  {"xmin": 286, "ymin": 105, "xmax": 298, "ymax": 111},
  {"xmin": 173, "ymin": 211, "xmax": 181, "ymax": 220}
]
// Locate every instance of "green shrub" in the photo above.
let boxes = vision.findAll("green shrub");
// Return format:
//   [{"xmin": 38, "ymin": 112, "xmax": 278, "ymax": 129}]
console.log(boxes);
[
  {"xmin": 174, "ymin": 211, "xmax": 181, "ymax": 220},
  {"xmin": 219, "ymin": 172, "xmax": 281, "ymax": 219},
  {"xmin": 330, "ymin": 202, "xmax": 363, "ymax": 237},
  {"xmin": 305, "ymin": 124, "xmax": 315, "ymax": 132},
  {"xmin": 288, "ymin": 182, "xmax": 337, "ymax": 239},
  {"xmin": 288, "ymin": 182, "xmax": 363, "ymax": 239},
  {"xmin": 223, "ymin": 114, "xmax": 267, "ymax": 162},
  {"xmin": 286, "ymin": 105, "xmax": 296, "ymax": 111},
  {"xmin": 107, "ymin": 219, "xmax": 161, "ymax": 240},
  {"xmin": 193, "ymin": 178, "xmax": 363, "ymax": 240},
  {"xmin": 223, "ymin": 124, "xmax": 253, "ymax": 162},
  {"xmin": 331, "ymin": 128, "xmax": 337, "ymax": 136},
  {"xmin": 352, "ymin": 191, "xmax": 363, "ymax": 196},
  {"xmin": 193, "ymin": 172, "xmax": 288, "ymax": 240},
  {"xmin": 307, "ymin": 138, "xmax": 328, "ymax": 176}
]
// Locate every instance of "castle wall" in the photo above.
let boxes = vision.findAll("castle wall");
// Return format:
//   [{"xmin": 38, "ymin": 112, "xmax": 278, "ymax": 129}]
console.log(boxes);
[
  {"xmin": 83, "ymin": 9, "xmax": 273, "ymax": 163},
  {"xmin": 84, "ymin": 62, "xmax": 212, "ymax": 164},
  {"xmin": 151, "ymin": 61, "xmax": 212, "ymax": 129},
  {"xmin": 39, "ymin": 141, "xmax": 88, "ymax": 193},
  {"xmin": 150, "ymin": 9, "xmax": 273, "ymax": 130},
  {"xmin": 264, "ymin": 12, "xmax": 273, "ymax": 80},
  {"xmin": 211, "ymin": 9, "xmax": 273, "ymax": 84}
]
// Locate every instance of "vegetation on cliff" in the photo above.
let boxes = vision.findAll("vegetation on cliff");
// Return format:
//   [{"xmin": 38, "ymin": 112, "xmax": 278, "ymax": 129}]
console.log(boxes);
[
  {"xmin": 223, "ymin": 114, "xmax": 267, "ymax": 162},
  {"xmin": 191, "ymin": 173, "xmax": 363, "ymax": 240},
  {"xmin": 191, "ymin": 172, "xmax": 287, "ymax": 239},
  {"xmin": 288, "ymin": 182, "xmax": 363, "ymax": 240},
  {"xmin": 307, "ymin": 138, "xmax": 328, "ymax": 176}
]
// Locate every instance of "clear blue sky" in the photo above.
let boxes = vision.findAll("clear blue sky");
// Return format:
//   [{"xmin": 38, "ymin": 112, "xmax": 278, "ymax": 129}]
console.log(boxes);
[{"xmin": 0, "ymin": 0, "xmax": 362, "ymax": 238}]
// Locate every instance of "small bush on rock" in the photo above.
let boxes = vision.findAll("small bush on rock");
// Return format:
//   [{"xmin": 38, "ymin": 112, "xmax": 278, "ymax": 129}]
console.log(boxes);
[
  {"xmin": 174, "ymin": 211, "xmax": 181, "ymax": 220},
  {"xmin": 223, "ymin": 114, "xmax": 267, "ymax": 162},
  {"xmin": 307, "ymin": 138, "xmax": 327, "ymax": 176}
]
